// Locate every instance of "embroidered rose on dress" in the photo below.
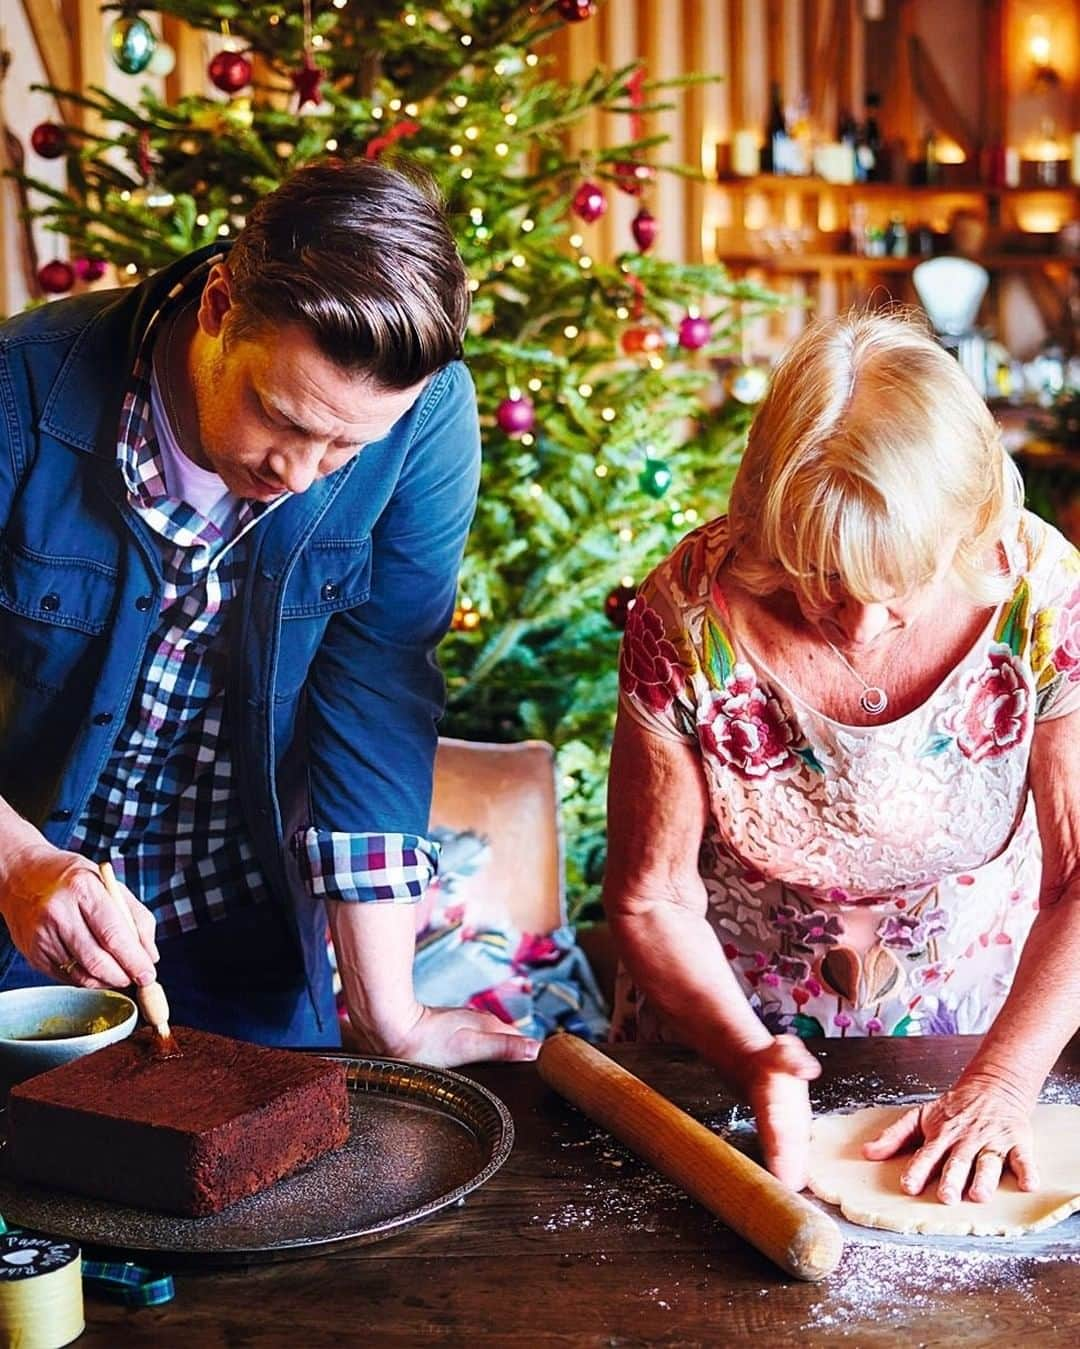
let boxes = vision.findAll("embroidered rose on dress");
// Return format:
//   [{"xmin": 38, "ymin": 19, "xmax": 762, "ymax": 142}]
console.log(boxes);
[
  {"xmin": 700, "ymin": 665, "xmax": 799, "ymax": 780},
  {"xmin": 620, "ymin": 598, "xmax": 686, "ymax": 714},
  {"xmin": 1051, "ymin": 583, "xmax": 1080, "ymax": 682},
  {"xmin": 947, "ymin": 643, "xmax": 1031, "ymax": 762}
]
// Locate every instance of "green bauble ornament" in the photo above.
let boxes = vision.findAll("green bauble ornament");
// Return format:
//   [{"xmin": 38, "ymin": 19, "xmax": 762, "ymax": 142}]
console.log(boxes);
[
  {"xmin": 638, "ymin": 458, "xmax": 673, "ymax": 499},
  {"xmin": 110, "ymin": 15, "xmax": 157, "ymax": 75}
]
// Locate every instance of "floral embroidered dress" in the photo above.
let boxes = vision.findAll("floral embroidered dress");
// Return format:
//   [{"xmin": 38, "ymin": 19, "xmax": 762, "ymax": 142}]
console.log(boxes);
[{"xmin": 614, "ymin": 511, "xmax": 1080, "ymax": 1041}]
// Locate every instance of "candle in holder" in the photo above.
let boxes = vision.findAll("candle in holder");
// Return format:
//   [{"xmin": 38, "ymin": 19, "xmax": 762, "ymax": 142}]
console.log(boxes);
[
  {"xmin": 731, "ymin": 130, "xmax": 760, "ymax": 178},
  {"xmin": 1072, "ymin": 133, "xmax": 1080, "ymax": 187}
]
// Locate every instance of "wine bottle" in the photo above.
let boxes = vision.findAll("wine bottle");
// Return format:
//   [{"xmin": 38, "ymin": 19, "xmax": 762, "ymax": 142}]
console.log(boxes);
[{"xmin": 763, "ymin": 83, "xmax": 789, "ymax": 175}]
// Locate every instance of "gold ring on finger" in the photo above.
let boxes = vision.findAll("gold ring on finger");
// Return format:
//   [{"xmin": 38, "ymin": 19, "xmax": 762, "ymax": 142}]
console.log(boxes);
[{"xmin": 57, "ymin": 957, "xmax": 79, "ymax": 978}]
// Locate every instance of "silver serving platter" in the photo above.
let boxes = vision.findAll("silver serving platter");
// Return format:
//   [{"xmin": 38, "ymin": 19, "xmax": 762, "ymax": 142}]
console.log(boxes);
[{"xmin": 0, "ymin": 1055, "xmax": 513, "ymax": 1266}]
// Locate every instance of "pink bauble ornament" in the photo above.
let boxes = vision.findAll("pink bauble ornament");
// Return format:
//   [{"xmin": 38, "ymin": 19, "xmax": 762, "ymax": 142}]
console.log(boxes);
[
  {"xmin": 208, "ymin": 50, "xmax": 253, "ymax": 94},
  {"xmin": 38, "ymin": 260, "xmax": 76, "ymax": 294},
  {"xmin": 631, "ymin": 207, "xmax": 658, "ymax": 252},
  {"xmin": 496, "ymin": 395, "xmax": 535, "ymax": 435},
  {"xmin": 74, "ymin": 257, "xmax": 108, "ymax": 282},
  {"xmin": 678, "ymin": 315, "xmax": 712, "ymax": 350},
  {"xmin": 571, "ymin": 181, "xmax": 607, "ymax": 224},
  {"xmin": 556, "ymin": 0, "xmax": 596, "ymax": 21},
  {"xmin": 31, "ymin": 122, "xmax": 67, "ymax": 159}
]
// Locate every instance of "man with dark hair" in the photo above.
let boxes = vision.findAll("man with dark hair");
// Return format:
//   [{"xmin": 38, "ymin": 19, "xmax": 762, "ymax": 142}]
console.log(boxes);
[{"xmin": 0, "ymin": 160, "xmax": 538, "ymax": 1064}]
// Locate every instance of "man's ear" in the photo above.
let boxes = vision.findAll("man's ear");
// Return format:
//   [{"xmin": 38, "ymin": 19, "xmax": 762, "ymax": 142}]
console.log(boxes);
[{"xmin": 198, "ymin": 261, "xmax": 234, "ymax": 339}]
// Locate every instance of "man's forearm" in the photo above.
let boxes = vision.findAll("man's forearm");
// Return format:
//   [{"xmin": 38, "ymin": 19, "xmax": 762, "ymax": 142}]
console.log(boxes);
[
  {"xmin": 0, "ymin": 797, "xmax": 51, "ymax": 890},
  {"xmin": 326, "ymin": 900, "xmax": 423, "ymax": 1053},
  {"xmin": 962, "ymin": 893, "xmax": 1080, "ymax": 1102}
]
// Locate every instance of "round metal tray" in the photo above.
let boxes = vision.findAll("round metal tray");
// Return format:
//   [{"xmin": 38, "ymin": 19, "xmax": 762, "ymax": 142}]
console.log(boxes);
[{"xmin": 0, "ymin": 1055, "xmax": 514, "ymax": 1266}]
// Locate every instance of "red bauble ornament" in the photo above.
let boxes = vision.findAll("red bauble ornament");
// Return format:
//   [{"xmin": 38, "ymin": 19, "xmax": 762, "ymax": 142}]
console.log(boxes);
[
  {"xmin": 678, "ymin": 315, "xmax": 712, "ymax": 350},
  {"xmin": 571, "ymin": 180, "xmax": 607, "ymax": 224},
  {"xmin": 620, "ymin": 325, "xmax": 665, "ymax": 356},
  {"xmin": 74, "ymin": 257, "xmax": 108, "ymax": 282},
  {"xmin": 208, "ymin": 50, "xmax": 252, "ymax": 94},
  {"xmin": 604, "ymin": 583, "xmax": 638, "ymax": 630},
  {"xmin": 291, "ymin": 54, "xmax": 323, "ymax": 109},
  {"xmin": 556, "ymin": 0, "xmax": 596, "ymax": 20},
  {"xmin": 495, "ymin": 395, "xmax": 535, "ymax": 435},
  {"xmin": 38, "ymin": 260, "xmax": 76, "ymax": 295},
  {"xmin": 612, "ymin": 160, "xmax": 653, "ymax": 195},
  {"xmin": 631, "ymin": 207, "xmax": 658, "ymax": 252},
  {"xmin": 31, "ymin": 122, "xmax": 67, "ymax": 159}
]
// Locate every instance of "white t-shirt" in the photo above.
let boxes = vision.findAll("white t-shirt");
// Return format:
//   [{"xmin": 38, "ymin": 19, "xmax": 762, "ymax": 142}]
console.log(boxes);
[{"xmin": 149, "ymin": 367, "xmax": 240, "ymax": 531}]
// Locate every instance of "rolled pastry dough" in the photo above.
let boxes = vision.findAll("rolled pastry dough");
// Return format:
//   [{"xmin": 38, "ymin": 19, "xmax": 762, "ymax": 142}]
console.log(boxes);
[{"xmin": 806, "ymin": 1104, "xmax": 1080, "ymax": 1237}]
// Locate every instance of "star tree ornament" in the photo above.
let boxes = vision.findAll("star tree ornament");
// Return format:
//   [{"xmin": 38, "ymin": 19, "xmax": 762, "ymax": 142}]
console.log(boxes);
[
  {"xmin": 604, "ymin": 583, "xmax": 638, "ymax": 630},
  {"xmin": 292, "ymin": 0, "xmax": 324, "ymax": 110},
  {"xmin": 30, "ymin": 122, "xmax": 67, "ymax": 159},
  {"xmin": 572, "ymin": 181, "xmax": 607, "ymax": 224},
  {"xmin": 109, "ymin": 14, "xmax": 156, "ymax": 75}
]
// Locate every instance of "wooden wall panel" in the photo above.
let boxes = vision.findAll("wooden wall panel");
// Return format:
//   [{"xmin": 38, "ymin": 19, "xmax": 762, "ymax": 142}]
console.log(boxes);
[
  {"xmin": 597, "ymin": 0, "xmax": 639, "ymax": 261},
  {"xmin": 637, "ymin": 0, "xmax": 685, "ymax": 263}
]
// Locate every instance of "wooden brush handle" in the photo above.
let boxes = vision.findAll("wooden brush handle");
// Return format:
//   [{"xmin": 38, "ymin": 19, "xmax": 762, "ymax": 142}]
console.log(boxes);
[
  {"xmin": 538, "ymin": 1033, "xmax": 842, "ymax": 1282},
  {"xmin": 98, "ymin": 861, "xmax": 171, "ymax": 1034}
]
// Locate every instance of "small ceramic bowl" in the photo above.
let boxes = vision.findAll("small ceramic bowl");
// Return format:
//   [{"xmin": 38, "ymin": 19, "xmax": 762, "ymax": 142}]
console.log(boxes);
[{"xmin": 0, "ymin": 986, "xmax": 137, "ymax": 1084}]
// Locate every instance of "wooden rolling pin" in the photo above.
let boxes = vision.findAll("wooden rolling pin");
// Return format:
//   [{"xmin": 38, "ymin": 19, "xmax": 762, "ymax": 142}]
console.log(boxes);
[
  {"xmin": 538, "ymin": 1032, "xmax": 842, "ymax": 1282},
  {"xmin": 98, "ymin": 861, "xmax": 180, "ymax": 1057}
]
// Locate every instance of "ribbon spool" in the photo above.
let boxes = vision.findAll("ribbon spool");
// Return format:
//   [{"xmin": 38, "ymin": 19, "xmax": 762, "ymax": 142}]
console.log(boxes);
[{"xmin": 0, "ymin": 1231, "xmax": 83, "ymax": 1349}]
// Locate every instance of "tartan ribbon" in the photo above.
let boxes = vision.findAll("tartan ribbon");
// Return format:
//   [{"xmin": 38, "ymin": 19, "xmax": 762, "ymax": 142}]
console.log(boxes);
[
  {"xmin": 0, "ymin": 1215, "xmax": 175, "ymax": 1307},
  {"xmin": 80, "ymin": 1258, "xmax": 176, "ymax": 1307}
]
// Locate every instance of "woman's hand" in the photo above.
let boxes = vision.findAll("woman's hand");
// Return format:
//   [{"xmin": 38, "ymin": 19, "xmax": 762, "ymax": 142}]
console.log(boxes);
[
  {"xmin": 738, "ymin": 1034, "xmax": 822, "ymax": 1191},
  {"xmin": 0, "ymin": 842, "xmax": 158, "ymax": 989},
  {"xmin": 356, "ymin": 1002, "xmax": 541, "ymax": 1068},
  {"xmin": 863, "ymin": 1074, "xmax": 1039, "ymax": 1204}
]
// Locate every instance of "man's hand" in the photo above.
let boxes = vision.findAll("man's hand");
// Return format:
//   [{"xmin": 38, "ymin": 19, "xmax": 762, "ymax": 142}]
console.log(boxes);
[
  {"xmin": 737, "ymin": 1034, "xmax": 822, "ymax": 1191},
  {"xmin": 863, "ymin": 1073, "xmax": 1039, "ymax": 1204},
  {"xmin": 354, "ymin": 1002, "xmax": 541, "ymax": 1068},
  {"xmin": 0, "ymin": 843, "xmax": 158, "ymax": 989}
]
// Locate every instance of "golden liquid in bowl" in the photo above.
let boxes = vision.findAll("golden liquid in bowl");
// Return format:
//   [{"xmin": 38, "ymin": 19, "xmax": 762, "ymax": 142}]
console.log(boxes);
[{"xmin": 8, "ymin": 1013, "xmax": 116, "ymax": 1041}]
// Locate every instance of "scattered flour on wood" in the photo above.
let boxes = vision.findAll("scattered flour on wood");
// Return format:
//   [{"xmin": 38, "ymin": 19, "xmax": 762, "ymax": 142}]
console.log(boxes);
[{"xmin": 803, "ymin": 1242, "xmax": 1080, "ymax": 1332}]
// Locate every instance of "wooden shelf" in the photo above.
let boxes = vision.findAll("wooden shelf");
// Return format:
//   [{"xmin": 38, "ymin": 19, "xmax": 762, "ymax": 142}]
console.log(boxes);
[
  {"xmin": 717, "ymin": 251, "xmax": 1080, "ymax": 272},
  {"xmin": 713, "ymin": 176, "xmax": 1080, "ymax": 198}
]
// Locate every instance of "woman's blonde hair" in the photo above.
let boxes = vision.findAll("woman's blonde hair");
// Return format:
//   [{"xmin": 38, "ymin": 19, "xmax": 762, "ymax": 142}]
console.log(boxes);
[{"xmin": 726, "ymin": 308, "xmax": 1023, "ymax": 611}]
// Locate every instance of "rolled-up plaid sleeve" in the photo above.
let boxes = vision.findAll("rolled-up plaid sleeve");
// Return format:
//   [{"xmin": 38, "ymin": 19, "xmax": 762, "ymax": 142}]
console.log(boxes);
[{"xmin": 293, "ymin": 829, "xmax": 441, "ymax": 903}]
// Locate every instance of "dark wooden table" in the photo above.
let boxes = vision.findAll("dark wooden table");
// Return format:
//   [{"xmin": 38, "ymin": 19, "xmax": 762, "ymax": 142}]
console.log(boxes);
[{"xmin": 79, "ymin": 1037, "xmax": 1079, "ymax": 1347}]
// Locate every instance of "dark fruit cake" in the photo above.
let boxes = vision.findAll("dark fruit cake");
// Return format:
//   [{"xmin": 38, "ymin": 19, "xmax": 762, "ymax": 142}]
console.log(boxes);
[{"xmin": 7, "ymin": 1026, "xmax": 350, "ymax": 1216}]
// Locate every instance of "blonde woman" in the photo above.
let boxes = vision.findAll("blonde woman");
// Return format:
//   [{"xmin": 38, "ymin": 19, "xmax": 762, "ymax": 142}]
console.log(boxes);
[{"xmin": 605, "ymin": 310, "xmax": 1080, "ymax": 1205}]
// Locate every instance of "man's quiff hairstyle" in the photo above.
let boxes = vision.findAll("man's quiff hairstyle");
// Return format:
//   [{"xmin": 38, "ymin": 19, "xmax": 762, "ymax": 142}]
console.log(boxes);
[
  {"xmin": 223, "ymin": 159, "xmax": 469, "ymax": 388},
  {"xmin": 726, "ymin": 308, "xmax": 1024, "ymax": 611}
]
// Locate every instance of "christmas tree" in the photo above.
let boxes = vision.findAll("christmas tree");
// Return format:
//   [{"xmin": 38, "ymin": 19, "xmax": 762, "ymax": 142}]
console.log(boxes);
[{"xmin": 20, "ymin": 0, "xmax": 782, "ymax": 915}]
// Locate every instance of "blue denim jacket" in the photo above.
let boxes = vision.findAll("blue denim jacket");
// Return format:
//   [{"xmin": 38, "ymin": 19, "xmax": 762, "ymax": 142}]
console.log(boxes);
[{"xmin": 0, "ymin": 247, "xmax": 481, "ymax": 1020}]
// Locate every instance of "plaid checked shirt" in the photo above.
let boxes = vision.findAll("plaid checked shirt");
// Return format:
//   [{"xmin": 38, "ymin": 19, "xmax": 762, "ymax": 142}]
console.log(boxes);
[{"xmin": 70, "ymin": 261, "xmax": 438, "ymax": 940}]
